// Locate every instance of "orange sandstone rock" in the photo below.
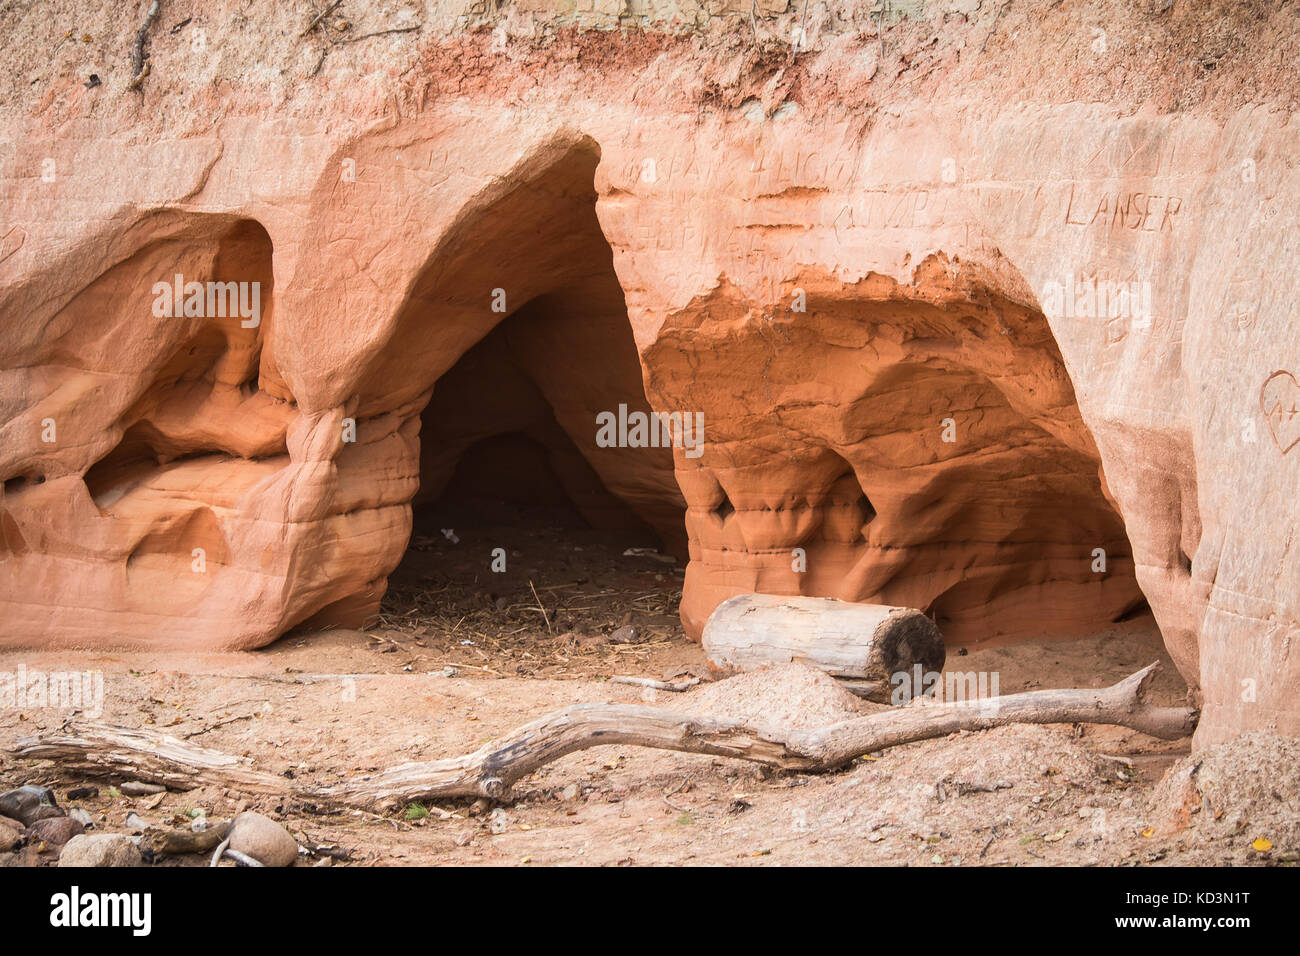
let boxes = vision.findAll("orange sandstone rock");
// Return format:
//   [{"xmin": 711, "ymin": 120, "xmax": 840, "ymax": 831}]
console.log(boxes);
[{"xmin": 1, "ymin": 2, "xmax": 1298, "ymax": 749}]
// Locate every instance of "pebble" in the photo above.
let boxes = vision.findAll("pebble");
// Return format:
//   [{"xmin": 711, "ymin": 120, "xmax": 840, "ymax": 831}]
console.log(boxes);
[
  {"xmin": 0, "ymin": 786, "xmax": 63, "ymax": 826},
  {"xmin": 120, "ymin": 781, "xmax": 166, "ymax": 796},
  {"xmin": 57, "ymin": 833, "xmax": 142, "ymax": 867},
  {"xmin": 28, "ymin": 816, "xmax": 85, "ymax": 846},
  {"xmin": 609, "ymin": 625, "xmax": 640, "ymax": 644},
  {"xmin": 69, "ymin": 808, "xmax": 95, "ymax": 828},
  {"xmin": 226, "ymin": 811, "xmax": 299, "ymax": 867},
  {"xmin": 0, "ymin": 817, "xmax": 23, "ymax": 851}
]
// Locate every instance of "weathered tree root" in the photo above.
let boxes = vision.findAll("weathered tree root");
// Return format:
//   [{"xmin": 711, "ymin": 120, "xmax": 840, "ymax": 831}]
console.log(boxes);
[
  {"xmin": 4, "ymin": 663, "xmax": 1195, "ymax": 811},
  {"xmin": 127, "ymin": 0, "xmax": 161, "ymax": 91}
]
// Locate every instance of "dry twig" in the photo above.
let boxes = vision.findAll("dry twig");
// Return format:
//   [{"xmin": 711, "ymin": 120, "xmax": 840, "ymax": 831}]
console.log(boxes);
[
  {"xmin": 609, "ymin": 675, "xmax": 700, "ymax": 692},
  {"xmin": 301, "ymin": 0, "xmax": 343, "ymax": 38},
  {"xmin": 128, "ymin": 0, "xmax": 161, "ymax": 91}
]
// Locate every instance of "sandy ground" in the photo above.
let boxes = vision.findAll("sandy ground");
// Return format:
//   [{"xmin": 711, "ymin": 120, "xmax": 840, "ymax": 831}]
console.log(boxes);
[
  {"xmin": 0, "ymin": 629, "xmax": 1283, "ymax": 866},
  {"xmin": 0, "ymin": 627, "xmax": 1293, "ymax": 867},
  {"xmin": 2, "ymin": 522, "xmax": 1296, "ymax": 867}
]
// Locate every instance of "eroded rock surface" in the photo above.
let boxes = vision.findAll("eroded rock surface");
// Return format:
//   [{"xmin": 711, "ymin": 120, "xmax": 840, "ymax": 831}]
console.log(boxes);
[{"xmin": 1, "ymin": 1, "xmax": 1298, "ymax": 746}]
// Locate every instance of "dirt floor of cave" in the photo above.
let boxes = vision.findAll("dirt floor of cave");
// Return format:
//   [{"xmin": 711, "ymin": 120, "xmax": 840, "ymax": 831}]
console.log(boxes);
[{"xmin": 0, "ymin": 520, "xmax": 1288, "ymax": 866}]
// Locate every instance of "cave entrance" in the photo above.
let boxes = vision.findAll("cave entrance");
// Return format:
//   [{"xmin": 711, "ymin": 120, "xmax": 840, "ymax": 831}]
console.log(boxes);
[
  {"xmin": 381, "ymin": 302, "xmax": 689, "ymax": 670},
  {"xmin": 365, "ymin": 138, "xmax": 689, "ymax": 671},
  {"xmin": 647, "ymin": 267, "xmax": 1156, "ymax": 657}
]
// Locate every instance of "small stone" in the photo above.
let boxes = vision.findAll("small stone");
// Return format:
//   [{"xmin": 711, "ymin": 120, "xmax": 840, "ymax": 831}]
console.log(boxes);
[
  {"xmin": 0, "ymin": 786, "xmax": 62, "ymax": 826},
  {"xmin": 560, "ymin": 784, "xmax": 580, "ymax": 801},
  {"xmin": 454, "ymin": 829, "xmax": 475, "ymax": 847},
  {"xmin": 58, "ymin": 833, "xmax": 142, "ymax": 867},
  {"xmin": 609, "ymin": 625, "xmax": 640, "ymax": 644},
  {"xmin": 868, "ymin": 830, "xmax": 884, "ymax": 843},
  {"xmin": 0, "ymin": 818, "xmax": 23, "ymax": 852},
  {"xmin": 26, "ymin": 804, "xmax": 64, "ymax": 825},
  {"xmin": 488, "ymin": 808, "xmax": 509, "ymax": 834},
  {"xmin": 120, "ymin": 781, "xmax": 166, "ymax": 797},
  {"xmin": 29, "ymin": 816, "xmax": 85, "ymax": 846},
  {"xmin": 69, "ymin": 808, "xmax": 94, "ymax": 828},
  {"xmin": 226, "ymin": 811, "xmax": 299, "ymax": 867}
]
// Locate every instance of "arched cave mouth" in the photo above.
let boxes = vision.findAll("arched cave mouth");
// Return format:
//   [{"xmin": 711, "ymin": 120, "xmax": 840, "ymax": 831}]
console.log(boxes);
[
  {"xmin": 650, "ymin": 267, "xmax": 1155, "ymax": 651},
  {"xmin": 341, "ymin": 137, "xmax": 1162, "ymax": 683},
  {"xmin": 379, "ymin": 308, "xmax": 689, "ymax": 660},
  {"xmin": 367, "ymin": 139, "xmax": 689, "ymax": 661}
]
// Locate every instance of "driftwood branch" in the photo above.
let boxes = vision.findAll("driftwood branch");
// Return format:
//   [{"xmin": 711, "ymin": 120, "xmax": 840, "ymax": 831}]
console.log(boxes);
[
  {"xmin": 609, "ymin": 675, "xmax": 700, "ymax": 692},
  {"xmin": 8, "ymin": 723, "xmax": 288, "ymax": 793},
  {"xmin": 4, "ymin": 664, "xmax": 1195, "ymax": 811},
  {"xmin": 147, "ymin": 820, "xmax": 229, "ymax": 856}
]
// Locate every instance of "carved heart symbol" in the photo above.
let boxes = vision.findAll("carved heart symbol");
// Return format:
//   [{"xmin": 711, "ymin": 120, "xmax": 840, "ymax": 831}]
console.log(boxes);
[{"xmin": 1260, "ymin": 371, "xmax": 1300, "ymax": 454}]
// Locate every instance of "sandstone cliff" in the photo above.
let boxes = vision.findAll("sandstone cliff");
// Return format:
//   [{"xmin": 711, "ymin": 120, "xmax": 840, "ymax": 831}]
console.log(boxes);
[{"xmin": 2, "ymin": 0, "xmax": 1298, "ymax": 748}]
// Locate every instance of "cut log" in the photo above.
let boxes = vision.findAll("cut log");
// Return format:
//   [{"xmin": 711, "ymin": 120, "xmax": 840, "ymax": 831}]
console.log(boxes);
[
  {"xmin": 702, "ymin": 594, "xmax": 945, "ymax": 701},
  {"xmin": 3, "ymin": 663, "xmax": 1194, "ymax": 811}
]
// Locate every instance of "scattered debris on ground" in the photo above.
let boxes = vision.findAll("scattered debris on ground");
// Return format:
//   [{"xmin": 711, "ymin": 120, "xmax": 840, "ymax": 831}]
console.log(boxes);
[{"xmin": 1, "ymin": 595, "xmax": 1290, "ymax": 867}]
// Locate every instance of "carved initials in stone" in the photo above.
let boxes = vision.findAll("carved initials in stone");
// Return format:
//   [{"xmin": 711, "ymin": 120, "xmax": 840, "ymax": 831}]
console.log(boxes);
[{"xmin": 1064, "ymin": 185, "xmax": 1182, "ymax": 232}]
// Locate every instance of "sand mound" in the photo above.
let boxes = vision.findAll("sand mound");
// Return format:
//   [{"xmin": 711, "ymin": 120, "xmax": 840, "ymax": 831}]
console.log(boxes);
[
  {"xmin": 862, "ymin": 724, "xmax": 1110, "ymax": 793},
  {"xmin": 763, "ymin": 724, "xmax": 1120, "ymax": 857},
  {"xmin": 676, "ymin": 663, "xmax": 874, "ymax": 731},
  {"xmin": 1148, "ymin": 731, "xmax": 1300, "ymax": 860}
]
